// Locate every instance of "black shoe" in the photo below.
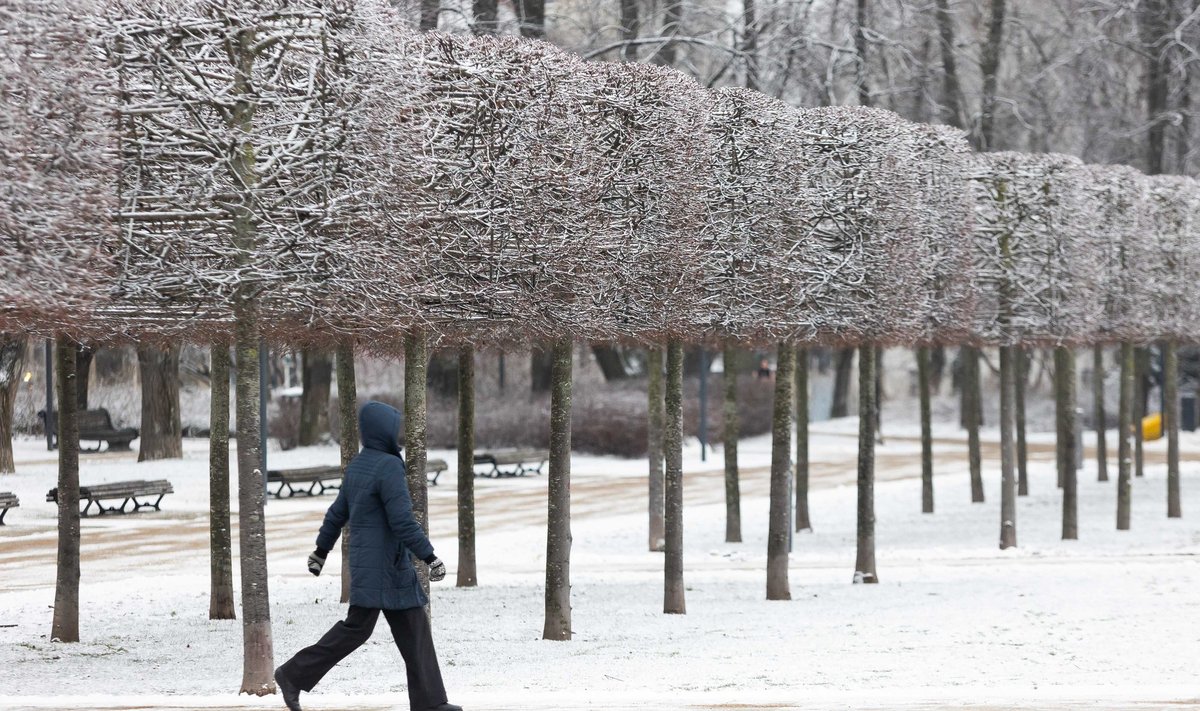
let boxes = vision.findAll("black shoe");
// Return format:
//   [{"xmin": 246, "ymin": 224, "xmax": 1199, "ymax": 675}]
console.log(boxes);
[
  {"xmin": 428, "ymin": 704, "xmax": 463, "ymax": 711},
  {"xmin": 274, "ymin": 666, "xmax": 302, "ymax": 711}
]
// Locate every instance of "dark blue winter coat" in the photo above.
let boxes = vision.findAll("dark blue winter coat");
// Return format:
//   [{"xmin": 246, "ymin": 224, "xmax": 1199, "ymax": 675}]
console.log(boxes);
[{"xmin": 316, "ymin": 401, "xmax": 434, "ymax": 610}]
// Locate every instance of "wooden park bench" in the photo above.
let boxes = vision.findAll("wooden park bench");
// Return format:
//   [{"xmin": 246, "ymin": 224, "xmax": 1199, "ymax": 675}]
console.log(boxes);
[
  {"xmin": 46, "ymin": 479, "xmax": 174, "ymax": 517},
  {"xmin": 39, "ymin": 408, "xmax": 139, "ymax": 453},
  {"xmin": 0, "ymin": 492, "xmax": 18, "ymax": 525},
  {"xmin": 269, "ymin": 460, "xmax": 447, "ymax": 498},
  {"xmin": 473, "ymin": 449, "xmax": 549, "ymax": 478}
]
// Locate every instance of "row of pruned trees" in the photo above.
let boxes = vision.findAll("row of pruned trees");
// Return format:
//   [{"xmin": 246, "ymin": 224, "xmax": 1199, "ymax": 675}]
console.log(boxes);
[{"xmin": 2, "ymin": 0, "xmax": 1198, "ymax": 697}]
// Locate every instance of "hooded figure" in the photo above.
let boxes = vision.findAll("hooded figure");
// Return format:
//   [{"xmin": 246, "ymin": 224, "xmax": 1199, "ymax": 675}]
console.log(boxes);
[{"xmin": 275, "ymin": 401, "xmax": 461, "ymax": 711}]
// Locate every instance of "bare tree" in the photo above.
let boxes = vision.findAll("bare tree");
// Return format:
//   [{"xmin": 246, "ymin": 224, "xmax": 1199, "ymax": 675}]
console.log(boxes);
[
  {"xmin": 854, "ymin": 344, "xmax": 878, "ymax": 583},
  {"xmin": 663, "ymin": 339, "xmax": 686, "ymax": 614},
  {"xmin": 457, "ymin": 347, "xmax": 478, "ymax": 587},
  {"xmin": 766, "ymin": 343, "xmax": 793, "ymax": 599},
  {"xmin": 298, "ymin": 349, "xmax": 332, "ymax": 446},
  {"xmin": 1056, "ymin": 346, "xmax": 1078, "ymax": 539},
  {"xmin": 795, "ymin": 347, "xmax": 812, "ymax": 531},
  {"xmin": 137, "ymin": 344, "xmax": 182, "ymax": 461},
  {"xmin": 722, "ymin": 344, "xmax": 741, "ymax": 543},
  {"xmin": 543, "ymin": 338, "xmax": 572, "ymax": 639},
  {"xmin": 336, "ymin": 344, "xmax": 358, "ymax": 604},
  {"xmin": 647, "ymin": 347, "xmax": 665, "ymax": 551},
  {"xmin": 51, "ymin": 338, "xmax": 80, "ymax": 642},
  {"xmin": 0, "ymin": 337, "xmax": 23, "ymax": 474},
  {"xmin": 1094, "ymin": 345, "xmax": 1109, "ymax": 482},
  {"xmin": 404, "ymin": 332, "xmax": 431, "ymax": 601},
  {"xmin": 209, "ymin": 344, "xmax": 235, "ymax": 620}
]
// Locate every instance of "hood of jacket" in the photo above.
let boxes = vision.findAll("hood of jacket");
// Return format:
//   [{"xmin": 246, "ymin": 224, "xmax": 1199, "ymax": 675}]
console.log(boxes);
[{"xmin": 358, "ymin": 401, "xmax": 402, "ymax": 456}]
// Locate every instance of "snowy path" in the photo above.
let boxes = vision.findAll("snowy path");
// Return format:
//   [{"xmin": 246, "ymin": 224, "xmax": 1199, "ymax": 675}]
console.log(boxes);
[{"xmin": 1, "ymin": 425, "xmax": 1199, "ymax": 710}]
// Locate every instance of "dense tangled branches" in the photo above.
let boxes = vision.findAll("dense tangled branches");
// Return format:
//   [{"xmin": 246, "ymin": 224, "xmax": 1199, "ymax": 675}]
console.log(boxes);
[{"xmin": 0, "ymin": 0, "xmax": 116, "ymax": 338}]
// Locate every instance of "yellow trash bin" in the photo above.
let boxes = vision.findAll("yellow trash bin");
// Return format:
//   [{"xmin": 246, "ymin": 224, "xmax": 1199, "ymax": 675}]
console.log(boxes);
[{"xmin": 1143, "ymin": 412, "xmax": 1163, "ymax": 441}]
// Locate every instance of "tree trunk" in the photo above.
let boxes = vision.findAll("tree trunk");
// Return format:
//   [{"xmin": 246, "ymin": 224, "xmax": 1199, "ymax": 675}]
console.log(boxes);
[
  {"xmin": 1165, "ymin": 340, "xmax": 1181, "ymax": 518},
  {"xmin": 654, "ymin": 0, "xmax": 683, "ymax": 67},
  {"xmin": 795, "ymin": 347, "xmax": 811, "ymax": 531},
  {"xmin": 336, "ymin": 344, "xmax": 358, "ymax": 604},
  {"xmin": 978, "ymin": 0, "xmax": 1007, "ymax": 149},
  {"xmin": 51, "ymin": 336, "xmax": 80, "ymax": 643},
  {"xmin": 137, "ymin": 344, "xmax": 182, "ymax": 461},
  {"xmin": 663, "ymin": 339, "xmax": 686, "ymax": 613},
  {"xmin": 767, "ymin": 343, "xmax": 793, "ymax": 600},
  {"xmin": 965, "ymin": 346, "xmax": 984, "ymax": 503},
  {"xmin": 75, "ymin": 345, "xmax": 94, "ymax": 410},
  {"xmin": 419, "ymin": 0, "xmax": 439, "ymax": 31},
  {"xmin": 722, "ymin": 342, "xmax": 741, "ymax": 543},
  {"xmin": 1142, "ymin": 0, "xmax": 1170, "ymax": 176},
  {"xmin": 1117, "ymin": 342, "xmax": 1134, "ymax": 530},
  {"xmin": 591, "ymin": 345, "xmax": 631, "ymax": 382},
  {"xmin": 854, "ymin": 344, "xmax": 878, "ymax": 584},
  {"xmin": 209, "ymin": 344, "xmax": 235, "ymax": 620},
  {"xmin": 1015, "ymin": 346, "xmax": 1029, "ymax": 496},
  {"xmin": 543, "ymin": 338, "xmax": 573, "ymax": 640},
  {"xmin": 425, "ymin": 352, "xmax": 459, "ymax": 398},
  {"xmin": 855, "ymin": 0, "xmax": 871, "ymax": 106},
  {"xmin": 457, "ymin": 347, "xmax": 478, "ymax": 587},
  {"xmin": 1134, "ymin": 347, "xmax": 1148, "ymax": 478},
  {"xmin": 1056, "ymin": 347, "xmax": 1078, "ymax": 540},
  {"xmin": 831, "ymin": 348, "xmax": 854, "ymax": 418},
  {"xmin": 743, "ymin": 0, "xmax": 759, "ymax": 91},
  {"xmin": 874, "ymin": 346, "xmax": 884, "ymax": 443},
  {"xmin": 918, "ymin": 346, "xmax": 934, "ymax": 514},
  {"xmin": 619, "ymin": 0, "xmax": 640, "ymax": 61},
  {"xmin": 515, "ymin": 0, "xmax": 546, "ymax": 38},
  {"xmin": 298, "ymin": 348, "xmax": 332, "ymax": 447},
  {"xmin": 647, "ymin": 347, "xmax": 665, "ymax": 552},
  {"xmin": 998, "ymin": 346, "xmax": 1018, "ymax": 549},
  {"xmin": 404, "ymin": 332, "xmax": 430, "ymax": 601},
  {"xmin": 935, "ymin": 0, "xmax": 964, "ymax": 128},
  {"xmin": 235, "ymin": 310, "xmax": 273, "ymax": 694},
  {"xmin": 530, "ymin": 346, "xmax": 553, "ymax": 394},
  {"xmin": 472, "ymin": 0, "xmax": 498, "ymax": 34},
  {"xmin": 0, "ymin": 336, "xmax": 24, "ymax": 474},
  {"xmin": 1094, "ymin": 345, "xmax": 1108, "ymax": 482}
]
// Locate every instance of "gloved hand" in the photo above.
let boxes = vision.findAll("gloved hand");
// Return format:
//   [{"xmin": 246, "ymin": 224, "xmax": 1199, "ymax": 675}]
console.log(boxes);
[
  {"xmin": 308, "ymin": 548, "xmax": 327, "ymax": 576},
  {"xmin": 428, "ymin": 557, "xmax": 446, "ymax": 582}
]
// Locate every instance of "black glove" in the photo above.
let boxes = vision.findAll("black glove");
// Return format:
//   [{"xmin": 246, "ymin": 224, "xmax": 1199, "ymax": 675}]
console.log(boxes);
[
  {"xmin": 428, "ymin": 556, "xmax": 446, "ymax": 582},
  {"xmin": 308, "ymin": 548, "xmax": 328, "ymax": 576}
]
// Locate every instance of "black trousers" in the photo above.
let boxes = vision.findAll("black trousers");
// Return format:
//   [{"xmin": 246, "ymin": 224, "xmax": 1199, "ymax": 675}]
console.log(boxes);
[{"xmin": 279, "ymin": 605, "xmax": 448, "ymax": 711}]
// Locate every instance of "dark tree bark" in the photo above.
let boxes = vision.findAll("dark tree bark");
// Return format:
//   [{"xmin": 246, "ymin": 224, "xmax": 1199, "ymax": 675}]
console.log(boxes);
[
  {"xmin": 457, "ymin": 347, "xmax": 478, "ymax": 587},
  {"xmin": 235, "ymin": 310, "xmax": 273, "ymax": 693},
  {"xmin": 767, "ymin": 344, "xmax": 793, "ymax": 600},
  {"xmin": 1165, "ymin": 340, "xmax": 1181, "ymax": 518},
  {"xmin": 930, "ymin": 347, "xmax": 946, "ymax": 393},
  {"xmin": 654, "ymin": 0, "xmax": 682, "ymax": 67},
  {"xmin": 722, "ymin": 342, "xmax": 741, "ymax": 543},
  {"xmin": 591, "ymin": 345, "xmax": 632, "ymax": 382},
  {"xmin": 964, "ymin": 346, "xmax": 984, "ymax": 503},
  {"xmin": 298, "ymin": 348, "xmax": 332, "ymax": 447},
  {"xmin": 743, "ymin": 0, "xmax": 759, "ymax": 91},
  {"xmin": 663, "ymin": 339, "xmax": 686, "ymax": 613},
  {"xmin": 419, "ymin": 0, "xmax": 439, "ymax": 31},
  {"xmin": 1117, "ymin": 342, "xmax": 1134, "ymax": 530},
  {"xmin": 1015, "ymin": 347, "xmax": 1029, "ymax": 496},
  {"xmin": 404, "ymin": 333, "xmax": 431, "ymax": 601},
  {"xmin": 619, "ymin": 0, "xmax": 640, "ymax": 61},
  {"xmin": 209, "ymin": 344, "xmax": 235, "ymax": 620},
  {"xmin": 336, "ymin": 344, "xmax": 358, "ymax": 604},
  {"xmin": 978, "ymin": 0, "xmax": 1008, "ymax": 149},
  {"xmin": 647, "ymin": 347, "xmax": 665, "ymax": 552},
  {"xmin": 137, "ymin": 344, "xmax": 182, "ymax": 461},
  {"xmin": 854, "ymin": 0, "xmax": 871, "ymax": 106},
  {"xmin": 795, "ymin": 347, "xmax": 811, "ymax": 531},
  {"xmin": 1094, "ymin": 345, "xmax": 1109, "ymax": 482},
  {"xmin": 1056, "ymin": 347, "xmax": 1078, "ymax": 540},
  {"xmin": 934, "ymin": 0, "xmax": 964, "ymax": 128},
  {"xmin": 515, "ymin": 0, "xmax": 546, "ymax": 38},
  {"xmin": 1134, "ymin": 347, "xmax": 1148, "ymax": 478},
  {"xmin": 854, "ymin": 344, "xmax": 878, "ymax": 584},
  {"xmin": 531, "ymin": 346, "xmax": 553, "ymax": 394},
  {"xmin": 0, "ymin": 336, "xmax": 24, "ymax": 474},
  {"xmin": 831, "ymin": 348, "xmax": 854, "ymax": 418},
  {"xmin": 999, "ymin": 345, "xmax": 1018, "ymax": 549},
  {"xmin": 918, "ymin": 346, "xmax": 934, "ymax": 514},
  {"xmin": 472, "ymin": 0, "xmax": 498, "ymax": 35},
  {"xmin": 75, "ymin": 345, "xmax": 94, "ymax": 410},
  {"xmin": 51, "ymin": 336, "xmax": 80, "ymax": 643},
  {"xmin": 425, "ymin": 352, "xmax": 459, "ymax": 398},
  {"xmin": 874, "ymin": 346, "xmax": 884, "ymax": 443},
  {"xmin": 543, "ymin": 338, "xmax": 573, "ymax": 640},
  {"xmin": 1142, "ymin": 0, "xmax": 1170, "ymax": 175}
]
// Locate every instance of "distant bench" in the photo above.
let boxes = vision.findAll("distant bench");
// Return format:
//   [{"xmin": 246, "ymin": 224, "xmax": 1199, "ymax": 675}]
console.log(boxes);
[
  {"xmin": 473, "ymin": 449, "xmax": 549, "ymax": 478},
  {"xmin": 0, "ymin": 492, "xmax": 18, "ymax": 525},
  {"xmin": 268, "ymin": 459, "xmax": 448, "ymax": 498},
  {"xmin": 47, "ymin": 479, "xmax": 173, "ymax": 517},
  {"xmin": 39, "ymin": 408, "xmax": 139, "ymax": 453}
]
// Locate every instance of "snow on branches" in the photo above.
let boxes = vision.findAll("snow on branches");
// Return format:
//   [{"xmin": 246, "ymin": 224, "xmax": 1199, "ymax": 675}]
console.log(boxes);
[
  {"xmin": 1143, "ymin": 174, "xmax": 1200, "ymax": 342},
  {"xmin": 0, "ymin": 0, "xmax": 116, "ymax": 338},
  {"xmin": 967, "ymin": 152, "xmax": 1105, "ymax": 346}
]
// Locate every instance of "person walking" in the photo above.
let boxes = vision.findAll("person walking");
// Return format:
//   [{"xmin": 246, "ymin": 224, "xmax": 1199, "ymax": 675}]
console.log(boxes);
[{"xmin": 275, "ymin": 401, "xmax": 461, "ymax": 711}]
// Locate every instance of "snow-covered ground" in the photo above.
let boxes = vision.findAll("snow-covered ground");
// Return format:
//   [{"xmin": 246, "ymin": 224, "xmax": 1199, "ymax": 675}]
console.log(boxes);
[{"xmin": 1, "ymin": 424, "xmax": 1198, "ymax": 710}]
